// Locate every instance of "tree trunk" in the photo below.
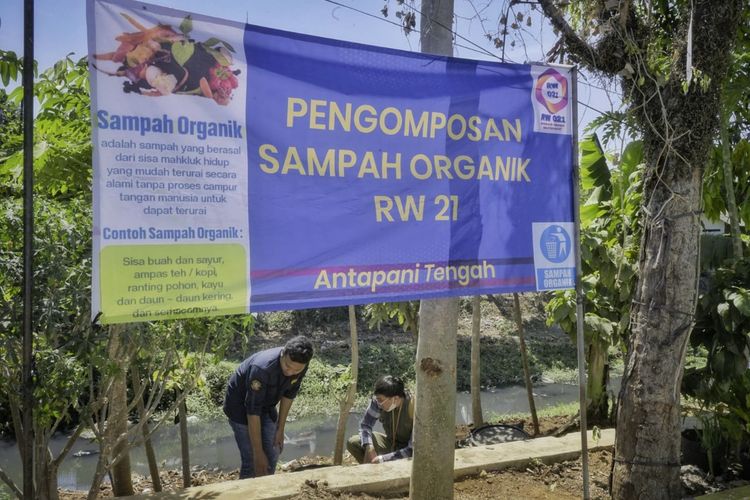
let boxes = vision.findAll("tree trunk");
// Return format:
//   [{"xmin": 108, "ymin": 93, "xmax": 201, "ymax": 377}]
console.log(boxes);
[
  {"xmin": 513, "ymin": 293, "xmax": 539, "ymax": 436},
  {"xmin": 411, "ymin": 2, "xmax": 457, "ymax": 498},
  {"xmin": 719, "ymin": 106, "xmax": 743, "ymax": 260},
  {"xmin": 178, "ymin": 394, "xmax": 191, "ymax": 488},
  {"xmin": 7, "ymin": 396, "xmax": 24, "ymax": 497},
  {"xmin": 35, "ymin": 432, "xmax": 58, "ymax": 500},
  {"xmin": 535, "ymin": 1, "xmax": 743, "ymax": 497},
  {"xmin": 87, "ymin": 452, "xmax": 108, "ymax": 500},
  {"xmin": 131, "ymin": 365, "xmax": 161, "ymax": 491},
  {"xmin": 334, "ymin": 305, "xmax": 359, "ymax": 464},
  {"xmin": 586, "ymin": 340, "xmax": 609, "ymax": 423},
  {"xmin": 48, "ymin": 422, "xmax": 85, "ymax": 498},
  {"xmin": 108, "ymin": 324, "xmax": 133, "ymax": 497},
  {"xmin": 612, "ymin": 160, "xmax": 704, "ymax": 498},
  {"xmin": 470, "ymin": 296, "xmax": 483, "ymax": 428},
  {"xmin": 8, "ymin": 395, "xmax": 24, "ymax": 467},
  {"xmin": 610, "ymin": 2, "xmax": 742, "ymax": 495},
  {"xmin": 411, "ymin": 298, "xmax": 459, "ymax": 500},
  {"xmin": 44, "ymin": 462, "xmax": 60, "ymax": 500}
]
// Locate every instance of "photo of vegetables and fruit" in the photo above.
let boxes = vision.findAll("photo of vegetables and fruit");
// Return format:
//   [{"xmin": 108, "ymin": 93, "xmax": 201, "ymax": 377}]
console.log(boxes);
[{"xmin": 94, "ymin": 13, "xmax": 240, "ymax": 106}]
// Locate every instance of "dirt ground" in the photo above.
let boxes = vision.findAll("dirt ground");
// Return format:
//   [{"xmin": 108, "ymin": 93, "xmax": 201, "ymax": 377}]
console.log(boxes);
[
  {"xmin": 60, "ymin": 450, "xmax": 612, "ymax": 499},
  {"xmin": 61, "ymin": 440, "xmax": 750, "ymax": 500},
  {"xmin": 283, "ymin": 450, "xmax": 613, "ymax": 500},
  {"xmin": 59, "ymin": 442, "xmax": 750, "ymax": 499},
  {"xmin": 57, "ymin": 411, "xmax": 602, "ymax": 499}
]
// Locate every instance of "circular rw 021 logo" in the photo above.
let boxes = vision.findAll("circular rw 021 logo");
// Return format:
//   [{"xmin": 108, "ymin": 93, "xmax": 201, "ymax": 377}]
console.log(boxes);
[
  {"xmin": 540, "ymin": 225, "xmax": 571, "ymax": 263},
  {"xmin": 535, "ymin": 68, "xmax": 569, "ymax": 114}
]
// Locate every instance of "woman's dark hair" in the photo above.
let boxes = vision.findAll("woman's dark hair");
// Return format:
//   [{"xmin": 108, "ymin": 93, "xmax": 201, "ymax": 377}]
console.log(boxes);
[
  {"xmin": 373, "ymin": 375, "xmax": 406, "ymax": 398},
  {"xmin": 283, "ymin": 336, "xmax": 314, "ymax": 364}
]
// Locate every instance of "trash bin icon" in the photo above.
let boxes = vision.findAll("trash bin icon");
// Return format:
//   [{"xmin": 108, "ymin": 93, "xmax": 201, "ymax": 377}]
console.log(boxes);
[
  {"xmin": 545, "ymin": 240, "xmax": 558, "ymax": 259},
  {"xmin": 540, "ymin": 225, "xmax": 570, "ymax": 263}
]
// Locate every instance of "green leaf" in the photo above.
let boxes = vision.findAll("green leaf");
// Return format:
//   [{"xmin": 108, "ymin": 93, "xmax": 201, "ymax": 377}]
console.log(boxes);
[
  {"xmin": 584, "ymin": 186, "xmax": 608, "ymax": 206},
  {"xmin": 172, "ymin": 41, "xmax": 195, "ymax": 67},
  {"xmin": 619, "ymin": 141, "xmax": 643, "ymax": 179},
  {"xmin": 717, "ymin": 302, "xmax": 730, "ymax": 319},
  {"xmin": 579, "ymin": 134, "xmax": 612, "ymax": 196},
  {"xmin": 9, "ymin": 85, "xmax": 23, "ymax": 103},
  {"xmin": 221, "ymin": 40, "xmax": 236, "ymax": 53},
  {"xmin": 718, "ymin": 302, "xmax": 736, "ymax": 333},
  {"xmin": 33, "ymin": 141, "xmax": 50, "ymax": 160},
  {"xmin": 584, "ymin": 313, "xmax": 614, "ymax": 341},
  {"xmin": 207, "ymin": 48, "xmax": 230, "ymax": 67},
  {"xmin": 730, "ymin": 289, "xmax": 750, "ymax": 316},
  {"xmin": 580, "ymin": 203, "xmax": 607, "ymax": 227},
  {"xmin": 551, "ymin": 302, "xmax": 570, "ymax": 323},
  {"xmin": 179, "ymin": 15, "xmax": 193, "ymax": 36},
  {"xmin": 203, "ymin": 37, "xmax": 222, "ymax": 47},
  {"xmin": 617, "ymin": 312, "xmax": 630, "ymax": 334},
  {"xmin": 713, "ymin": 350, "xmax": 726, "ymax": 373},
  {"xmin": 0, "ymin": 63, "xmax": 9, "ymax": 86}
]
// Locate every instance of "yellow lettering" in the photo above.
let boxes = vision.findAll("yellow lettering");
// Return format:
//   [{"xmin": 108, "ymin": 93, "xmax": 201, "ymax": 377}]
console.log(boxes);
[
  {"xmin": 434, "ymin": 155, "xmax": 453, "ymax": 179},
  {"xmin": 517, "ymin": 158, "xmax": 531, "ymax": 181},
  {"xmin": 478, "ymin": 156, "xmax": 494, "ymax": 180},
  {"xmin": 396, "ymin": 195, "xmax": 424, "ymax": 221},
  {"xmin": 379, "ymin": 107, "xmax": 403, "ymax": 135},
  {"xmin": 429, "ymin": 112, "xmax": 447, "ymax": 138},
  {"xmin": 405, "ymin": 109, "xmax": 429, "ymax": 137},
  {"xmin": 309, "ymin": 99, "xmax": 327, "ymax": 130},
  {"xmin": 258, "ymin": 144, "xmax": 279, "ymax": 174},
  {"xmin": 282, "ymin": 146, "xmax": 306, "ymax": 175},
  {"xmin": 484, "ymin": 118, "xmax": 504, "ymax": 141},
  {"xmin": 314, "ymin": 270, "xmax": 331, "ymax": 289},
  {"xmin": 337, "ymin": 149, "xmax": 357, "ymax": 176},
  {"xmin": 307, "ymin": 148, "xmax": 336, "ymax": 176},
  {"xmin": 354, "ymin": 105, "xmax": 377, "ymax": 133},
  {"xmin": 454, "ymin": 155, "xmax": 475, "ymax": 179},
  {"xmin": 374, "ymin": 195, "xmax": 394, "ymax": 222},
  {"xmin": 467, "ymin": 116, "xmax": 482, "ymax": 141},
  {"xmin": 410, "ymin": 154, "xmax": 432, "ymax": 180},
  {"xmin": 329, "ymin": 101, "xmax": 351, "ymax": 132},
  {"xmin": 286, "ymin": 97, "xmax": 307, "ymax": 128},
  {"xmin": 382, "ymin": 152, "xmax": 402, "ymax": 180},
  {"xmin": 447, "ymin": 114, "xmax": 467, "ymax": 140},
  {"xmin": 504, "ymin": 119, "xmax": 522, "ymax": 142},
  {"xmin": 387, "ymin": 269, "xmax": 402, "ymax": 285},
  {"xmin": 358, "ymin": 152, "xmax": 380, "ymax": 178},
  {"xmin": 495, "ymin": 156, "xmax": 511, "ymax": 180},
  {"xmin": 332, "ymin": 271, "xmax": 348, "ymax": 288}
]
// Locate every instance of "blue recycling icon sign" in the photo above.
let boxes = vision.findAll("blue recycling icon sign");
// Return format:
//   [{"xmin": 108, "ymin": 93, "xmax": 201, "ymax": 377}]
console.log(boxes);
[
  {"xmin": 539, "ymin": 225, "xmax": 571, "ymax": 263},
  {"xmin": 532, "ymin": 222, "xmax": 576, "ymax": 291}
]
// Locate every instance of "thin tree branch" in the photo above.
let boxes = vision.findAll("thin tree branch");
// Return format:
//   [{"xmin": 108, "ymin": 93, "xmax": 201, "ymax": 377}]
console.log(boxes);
[
  {"xmin": 539, "ymin": 0, "xmax": 626, "ymax": 74},
  {"xmin": 51, "ymin": 421, "xmax": 86, "ymax": 469},
  {"xmin": 539, "ymin": 0, "xmax": 599, "ymax": 67},
  {"xmin": 0, "ymin": 467, "xmax": 23, "ymax": 499},
  {"xmin": 8, "ymin": 395, "xmax": 24, "ymax": 458}
]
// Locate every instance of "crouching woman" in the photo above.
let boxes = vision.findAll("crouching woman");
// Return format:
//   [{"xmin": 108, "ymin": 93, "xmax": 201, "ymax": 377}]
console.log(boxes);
[{"xmin": 347, "ymin": 375, "xmax": 413, "ymax": 464}]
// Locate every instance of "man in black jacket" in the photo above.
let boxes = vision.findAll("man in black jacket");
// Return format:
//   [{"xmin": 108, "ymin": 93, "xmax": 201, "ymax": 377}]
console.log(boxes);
[{"xmin": 224, "ymin": 335, "xmax": 314, "ymax": 478}]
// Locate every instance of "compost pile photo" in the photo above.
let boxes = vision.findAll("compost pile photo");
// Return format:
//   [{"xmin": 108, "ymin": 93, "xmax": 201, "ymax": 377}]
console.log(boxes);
[{"xmin": 94, "ymin": 13, "xmax": 240, "ymax": 105}]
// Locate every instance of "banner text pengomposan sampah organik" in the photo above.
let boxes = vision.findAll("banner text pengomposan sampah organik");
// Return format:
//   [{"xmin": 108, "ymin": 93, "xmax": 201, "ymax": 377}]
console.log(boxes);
[{"xmin": 88, "ymin": 0, "xmax": 577, "ymax": 323}]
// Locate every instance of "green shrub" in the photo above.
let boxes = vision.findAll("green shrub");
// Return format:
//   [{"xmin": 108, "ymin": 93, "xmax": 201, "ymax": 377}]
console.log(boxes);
[
  {"xmin": 202, "ymin": 360, "xmax": 237, "ymax": 406},
  {"xmin": 456, "ymin": 336, "xmax": 577, "ymax": 389},
  {"xmin": 683, "ymin": 258, "xmax": 750, "ymax": 472}
]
